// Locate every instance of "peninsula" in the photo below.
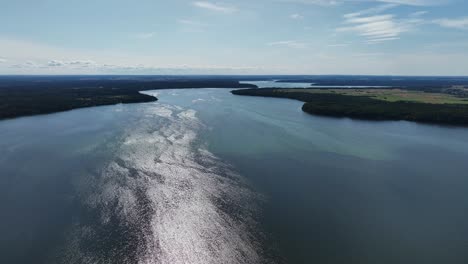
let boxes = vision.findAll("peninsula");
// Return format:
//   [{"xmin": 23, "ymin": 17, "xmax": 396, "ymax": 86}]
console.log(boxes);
[
  {"xmin": 231, "ymin": 88, "xmax": 468, "ymax": 126},
  {"xmin": 0, "ymin": 77, "xmax": 256, "ymax": 120}
]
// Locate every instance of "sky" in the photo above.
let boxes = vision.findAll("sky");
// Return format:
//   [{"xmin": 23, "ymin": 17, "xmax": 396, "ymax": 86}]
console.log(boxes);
[{"xmin": 1, "ymin": 0, "xmax": 468, "ymax": 75}]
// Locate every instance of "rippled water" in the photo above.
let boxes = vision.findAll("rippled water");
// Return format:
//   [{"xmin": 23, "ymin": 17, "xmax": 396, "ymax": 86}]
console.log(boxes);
[{"xmin": 1, "ymin": 88, "xmax": 468, "ymax": 264}]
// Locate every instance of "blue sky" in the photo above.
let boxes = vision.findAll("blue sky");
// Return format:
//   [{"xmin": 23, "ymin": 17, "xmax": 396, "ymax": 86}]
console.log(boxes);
[{"xmin": 1, "ymin": 0, "xmax": 468, "ymax": 75}]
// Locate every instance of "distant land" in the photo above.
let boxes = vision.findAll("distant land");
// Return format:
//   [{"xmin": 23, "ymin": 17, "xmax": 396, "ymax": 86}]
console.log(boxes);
[
  {"xmin": 3, "ymin": 75, "xmax": 468, "ymax": 123},
  {"xmin": 274, "ymin": 76, "xmax": 468, "ymax": 88},
  {"xmin": 0, "ymin": 77, "xmax": 256, "ymax": 120},
  {"xmin": 231, "ymin": 88, "xmax": 468, "ymax": 126}
]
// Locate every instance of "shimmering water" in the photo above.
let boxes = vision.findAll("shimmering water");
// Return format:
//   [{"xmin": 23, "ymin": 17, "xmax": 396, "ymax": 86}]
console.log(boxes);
[{"xmin": 1, "ymin": 88, "xmax": 468, "ymax": 264}]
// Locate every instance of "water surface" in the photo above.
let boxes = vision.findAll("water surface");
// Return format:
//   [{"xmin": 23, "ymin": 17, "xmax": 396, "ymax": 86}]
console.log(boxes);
[
  {"xmin": 241, "ymin": 80, "xmax": 390, "ymax": 89},
  {"xmin": 1, "ymin": 88, "xmax": 468, "ymax": 264}
]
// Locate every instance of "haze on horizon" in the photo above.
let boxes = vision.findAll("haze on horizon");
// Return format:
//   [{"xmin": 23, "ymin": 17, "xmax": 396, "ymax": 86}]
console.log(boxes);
[{"xmin": 1, "ymin": 0, "xmax": 468, "ymax": 76}]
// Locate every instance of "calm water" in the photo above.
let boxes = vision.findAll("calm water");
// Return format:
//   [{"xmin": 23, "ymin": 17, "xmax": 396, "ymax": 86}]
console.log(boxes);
[
  {"xmin": 1, "ymin": 88, "xmax": 468, "ymax": 264},
  {"xmin": 240, "ymin": 80, "xmax": 390, "ymax": 88},
  {"xmin": 240, "ymin": 80, "xmax": 313, "ymax": 88}
]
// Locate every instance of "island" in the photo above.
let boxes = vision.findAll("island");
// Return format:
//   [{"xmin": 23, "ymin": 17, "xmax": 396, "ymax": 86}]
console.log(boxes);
[
  {"xmin": 231, "ymin": 88, "xmax": 468, "ymax": 126},
  {"xmin": 0, "ymin": 77, "xmax": 256, "ymax": 120}
]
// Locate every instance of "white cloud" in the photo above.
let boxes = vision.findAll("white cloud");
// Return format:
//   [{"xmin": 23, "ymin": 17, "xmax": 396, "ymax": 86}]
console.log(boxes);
[
  {"xmin": 178, "ymin": 19, "xmax": 207, "ymax": 26},
  {"xmin": 0, "ymin": 58, "xmax": 6, "ymax": 63},
  {"xmin": 25, "ymin": 61, "xmax": 39, "ymax": 67},
  {"xmin": 337, "ymin": 14, "xmax": 406, "ymax": 43},
  {"xmin": 133, "ymin": 32, "xmax": 156, "ymax": 39},
  {"xmin": 177, "ymin": 19, "xmax": 208, "ymax": 32},
  {"xmin": 48, "ymin": 60, "xmax": 65, "ymax": 67},
  {"xmin": 10, "ymin": 60, "xmax": 41, "ymax": 69},
  {"xmin": 327, "ymin": 43, "xmax": 350, "ymax": 47},
  {"xmin": 366, "ymin": 37, "xmax": 401, "ymax": 43},
  {"xmin": 68, "ymin": 60, "xmax": 96, "ymax": 66},
  {"xmin": 290, "ymin": 13, "xmax": 304, "ymax": 19},
  {"xmin": 410, "ymin": 11, "xmax": 428, "ymax": 17},
  {"xmin": 351, "ymin": 52, "xmax": 386, "ymax": 57},
  {"xmin": 275, "ymin": 0, "xmax": 340, "ymax": 5},
  {"xmin": 7, "ymin": 59, "xmax": 260, "ymax": 74},
  {"xmin": 275, "ymin": 0, "xmax": 447, "ymax": 6},
  {"xmin": 47, "ymin": 60, "xmax": 97, "ymax": 67},
  {"xmin": 267, "ymin": 40, "xmax": 308, "ymax": 48},
  {"xmin": 433, "ymin": 17, "xmax": 468, "ymax": 30},
  {"xmin": 192, "ymin": 1, "xmax": 237, "ymax": 13},
  {"xmin": 0, "ymin": 38, "xmax": 262, "ymax": 74},
  {"xmin": 346, "ymin": 14, "xmax": 394, "ymax": 24},
  {"xmin": 344, "ymin": 3, "xmax": 398, "ymax": 18},
  {"xmin": 337, "ymin": 3, "xmax": 425, "ymax": 43},
  {"xmin": 375, "ymin": 0, "xmax": 447, "ymax": 6}
]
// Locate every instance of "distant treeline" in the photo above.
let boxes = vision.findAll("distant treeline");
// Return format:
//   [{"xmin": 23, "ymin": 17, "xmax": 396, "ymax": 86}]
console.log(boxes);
[
  {"xmin": 231, "ymin": 88, "xmax": 468, "ymax": 126},
  {"xmin": 0, "ymin": 79, "xmax": 256, "ymax": 120},
  {"xmin": 0, "ymin": 78, "xmax": 257, "ymax": 90},
  {"xmin": 274, "ymin": 76, "xmax": 468, "ymax": 89}
]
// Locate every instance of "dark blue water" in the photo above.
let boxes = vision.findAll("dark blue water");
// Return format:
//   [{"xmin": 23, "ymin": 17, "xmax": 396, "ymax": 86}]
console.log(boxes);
[{"xmin": 1, "ymin": 88, "xmax": 468, "ymax": 264}]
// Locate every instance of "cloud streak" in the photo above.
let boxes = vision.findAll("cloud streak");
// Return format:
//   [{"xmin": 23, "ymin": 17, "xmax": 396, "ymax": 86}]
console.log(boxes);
[
  {"xmin": 177, "ymin": 19, "xmax": 208, "ymax": 32},
  {"xmin": 192, "ymin": 1, "xmax": 237, "ymax": 13},
  {"xmin": 133, "ymin": 32, "xmax": 156, "ymax": 39},
  {"xmin": 376, "ymin": 0, "xmax": 448, "ymax": 6},
  {"xmin": 275, "ymin": 0, "xmax": 448, "ymax": 6},
  {"xmin": 344, "ymin": 3, "xmax": 398, "ymax": 18},
  {"xmin": 267, "ymin": 40, "xmax": 308, "ymax": 48},
  {"xmin": 337, "ymin": 4, "xmax": 425, "ymax": 43},
  {"xmin": 434, "ymin": 17, "xmax": 468, "ymax": 30},
  {"xmin": 47, "ymin": 60, "xmax": 97, "ymax": 67},
  {"xmin": 275, "ymin": 0, "xmax": 339, "ymax": 5},
  {"xmin": 337, "ymin": 14, "xmax": 405, "ymax": 43},
  {"xmin": 290, "ymin": 13, "xmax": 304, "ymax": 19},
  {"xmin": 178, "ymin": 19, "xmax": 207, "ymax": 26}
]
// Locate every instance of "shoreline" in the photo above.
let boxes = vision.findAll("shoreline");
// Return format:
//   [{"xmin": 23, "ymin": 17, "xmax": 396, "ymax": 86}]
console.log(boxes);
[
  {"xmin": 0, "ymin": 79, "xmax": 256, "ymax": 120},
  {"xmin": 231, "ymin": 88, "xmax": 468, "ymax": 127}
]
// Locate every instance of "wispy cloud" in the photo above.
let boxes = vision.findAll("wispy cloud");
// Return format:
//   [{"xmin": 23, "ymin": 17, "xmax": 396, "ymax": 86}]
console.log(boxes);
[
  {"xmin": 48, "ymin": 60, "xmax": 96, "ymax": 67},
  {"xmin": 344, "ymin": 3, "xmax": 397, "ymax": 18},
  {"xmin": 7, "ymin": 58, "xmax": 260, "ymax": 74},
  {"xmin": 177, "ymin": 19, "xmax": 209, "ymax": 33},
  {"xmin": 290, "ymin": 13, "xmax": 304, "ymax": 19},
  {"xmin": 25, "ymin": 61, "xmax": 39, "ymax": 67},
  {"xmin": 410, "ymin": 11, "xmax": 428, "ymax": 17},
  {"xmin": 337, "ymin": 4, "xmax": 424, "ymax": 43},
  {"xmin": 433, "ymin": 17, "xmax": 468, "ymax": 30},
  {"xmin": 351, "ymin": 52, "xmax": 385, "ymax": 57},
  {"xmin": 10, "ymin": 60, "xmax": 41, "ymax": 69},
  {"xmin": 275, "ymin": 0, "xmax": 447, "ymax": 6},
  {"xmin": 0, "ymin": 58, "xmax": 6, "ymax": 63},
  {"xmin": 192, "ymin": 1, "xmax": 237, "ymax": 13},
  {"xmin": 337, "ymin": 14, "xmax": 405, "ymax": 43},
  {"xmin": 267, "ymin": 40, "xmax": 308, "ymax": 48},
  {"xmin": 133, "ymin": 32, "xmax": 156, "ymax": 39},
  {"xmin": 327, "ymin": 43, "xmax": 350, "ymax": 47},
  {"xmin": 48, "ymin": 60, "xmax": 65, "ymax": 67},
  {"xmin": 375, "ymin": 0, "xmax": 448, "ymax": 6},
  {"xmin": 275, "ymin": 0, "xmax": 340, "ymax": 6},
  {"xmin": 178, "ymin": 19, "xmax": 207, "ymax": 27}
]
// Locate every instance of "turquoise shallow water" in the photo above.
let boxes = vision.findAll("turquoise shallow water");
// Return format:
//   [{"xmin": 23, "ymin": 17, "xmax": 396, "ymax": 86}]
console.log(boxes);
[{"xmin": 1, "ymin": 88, "xmax": 468, "ymax": 264}]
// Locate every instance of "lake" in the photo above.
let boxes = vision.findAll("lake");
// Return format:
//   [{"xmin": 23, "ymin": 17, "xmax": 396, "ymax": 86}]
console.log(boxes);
[{"xmin": 1, "ymin": 88, "xmax": 468, "ymax": 264}]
